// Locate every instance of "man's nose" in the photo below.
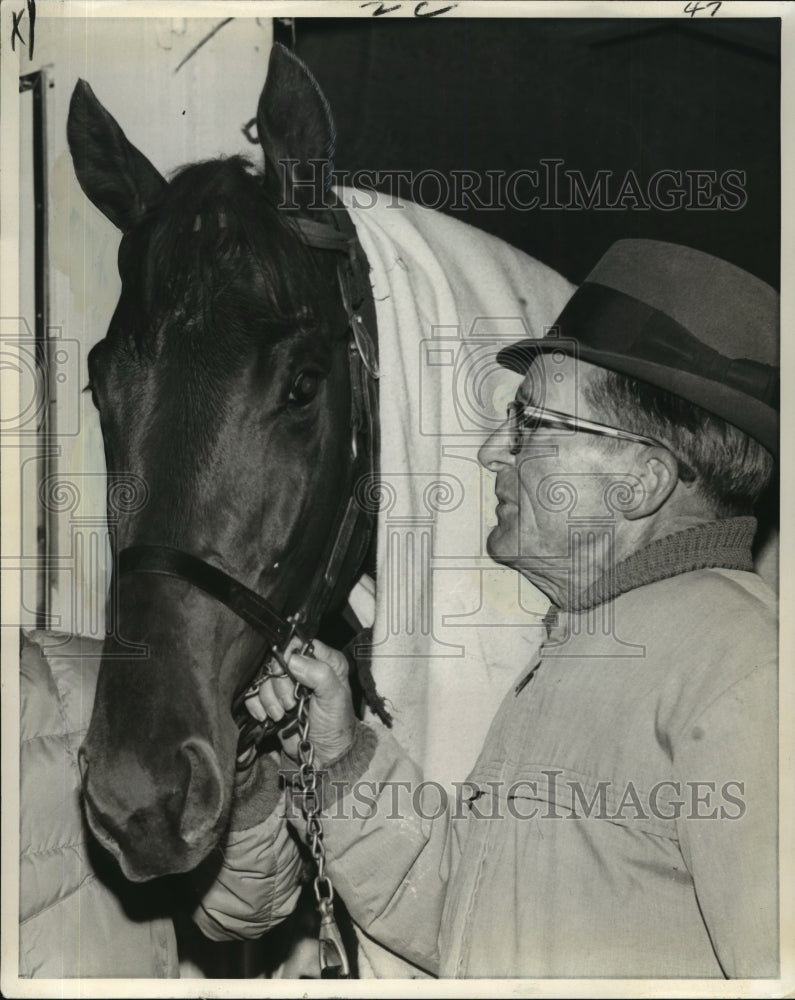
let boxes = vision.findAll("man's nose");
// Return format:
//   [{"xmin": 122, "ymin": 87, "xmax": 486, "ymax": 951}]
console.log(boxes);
[{"xmin": 478, "ymin": 422, "xmax": 514, "ymax": 470}]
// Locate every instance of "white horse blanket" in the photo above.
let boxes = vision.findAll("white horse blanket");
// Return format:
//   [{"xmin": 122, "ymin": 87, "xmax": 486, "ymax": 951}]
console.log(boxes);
[{"xmin": 340, "ymin": 188, "xmax": 575, "ymax": 976}]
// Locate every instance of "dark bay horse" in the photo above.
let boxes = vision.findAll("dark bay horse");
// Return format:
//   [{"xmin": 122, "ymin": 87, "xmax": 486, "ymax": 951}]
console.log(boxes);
[{"xmin": 69, "ymin": 45, "xmax": 378, "ymax": 882}]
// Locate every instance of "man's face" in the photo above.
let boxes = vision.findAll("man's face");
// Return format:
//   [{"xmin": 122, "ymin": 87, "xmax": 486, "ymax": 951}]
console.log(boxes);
[{"xmin": 478, "ymin": 355, "xmax": 637, "ymax": 606}]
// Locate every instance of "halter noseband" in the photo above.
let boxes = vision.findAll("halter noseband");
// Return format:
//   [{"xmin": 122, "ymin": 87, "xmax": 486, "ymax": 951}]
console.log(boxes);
[{"xmin": 117, "ymin": 198, "xmax": 379, "ymax": 763}]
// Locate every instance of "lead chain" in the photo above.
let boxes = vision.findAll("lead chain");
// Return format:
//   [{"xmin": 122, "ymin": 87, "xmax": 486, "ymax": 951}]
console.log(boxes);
[{"xmin": 292, "ymin": 647, "xmax": 351, "ymax": 979}]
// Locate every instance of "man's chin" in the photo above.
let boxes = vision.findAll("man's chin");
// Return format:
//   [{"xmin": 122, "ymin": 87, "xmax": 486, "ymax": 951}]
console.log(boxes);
[
  {"xmin": 485, "ymin": 527, "xmax": 517, "ymax": 565},
  {"xmin": 485, "ymin": 536, "xmax": 563, "ymax": 605}
]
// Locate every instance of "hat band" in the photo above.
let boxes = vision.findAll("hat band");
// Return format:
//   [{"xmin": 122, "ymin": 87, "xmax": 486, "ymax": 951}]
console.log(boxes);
[{"xmin": 549, "ymin": 282, "xmax": 779, "ymax": 408}]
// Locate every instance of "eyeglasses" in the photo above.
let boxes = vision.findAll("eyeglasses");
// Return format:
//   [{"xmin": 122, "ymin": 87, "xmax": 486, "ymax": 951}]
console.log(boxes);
[{"xmin": 506, "ymin": 400, "xmax": 697, "ymax": 483}]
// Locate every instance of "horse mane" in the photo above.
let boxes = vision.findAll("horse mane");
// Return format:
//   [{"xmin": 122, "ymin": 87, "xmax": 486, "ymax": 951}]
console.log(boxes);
[{"xmin": 120, "ymin": 156, "xmax": 327, "ymax": 358}]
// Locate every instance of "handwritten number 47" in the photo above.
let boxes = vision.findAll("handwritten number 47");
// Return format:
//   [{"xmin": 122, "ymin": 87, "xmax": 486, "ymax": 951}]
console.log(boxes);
[{"xmin": 684, "ymin": 1, "xmax": 722, "ymax": 15}]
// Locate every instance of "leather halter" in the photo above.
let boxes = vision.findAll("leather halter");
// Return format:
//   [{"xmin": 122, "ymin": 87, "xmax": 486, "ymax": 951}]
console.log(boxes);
[{"xmin": 117, "ymin": 197, "xmax": 379, "ymax": 761}]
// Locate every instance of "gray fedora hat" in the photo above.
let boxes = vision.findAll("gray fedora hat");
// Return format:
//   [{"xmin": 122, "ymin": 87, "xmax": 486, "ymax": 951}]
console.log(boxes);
[{"xmin": 498, "ymin": 239, "xmax": 779, "ymax": 454}]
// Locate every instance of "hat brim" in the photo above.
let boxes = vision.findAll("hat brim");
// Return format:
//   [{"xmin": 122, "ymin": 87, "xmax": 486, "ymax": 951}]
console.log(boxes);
[{"xmin": 497, "ymin": 339, "xmax": 779, "ymax": 457}]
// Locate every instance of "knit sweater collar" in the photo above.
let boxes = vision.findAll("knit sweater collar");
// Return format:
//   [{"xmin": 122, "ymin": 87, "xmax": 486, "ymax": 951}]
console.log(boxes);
[{"xmin": 561, "ymin": 516, "xmax": 757, "ymax": 613}]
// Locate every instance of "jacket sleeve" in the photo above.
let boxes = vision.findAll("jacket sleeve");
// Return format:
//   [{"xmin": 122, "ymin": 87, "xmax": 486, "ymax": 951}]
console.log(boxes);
[
  {"xmin": 191, "ymin": 753, "xmax": 304, "ymax": 941},
  {"xmin": 673, "ymin": 659, "xmax": 778, "ymax": 978},
  {"xmin": 287, "ymin": 723, "xmax": 461, "ymax": 975}
]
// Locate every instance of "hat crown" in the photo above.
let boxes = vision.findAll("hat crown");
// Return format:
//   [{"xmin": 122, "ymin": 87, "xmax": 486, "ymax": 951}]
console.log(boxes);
[{"xmin": 586, "ymin": 239, "xmax": 777, "ymax": 365}]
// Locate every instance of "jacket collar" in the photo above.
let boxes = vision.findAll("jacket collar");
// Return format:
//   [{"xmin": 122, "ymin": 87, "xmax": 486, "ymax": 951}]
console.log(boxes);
[{"xmin": 559, "ymin": 515, "xmax": 757, "ymax": 613}]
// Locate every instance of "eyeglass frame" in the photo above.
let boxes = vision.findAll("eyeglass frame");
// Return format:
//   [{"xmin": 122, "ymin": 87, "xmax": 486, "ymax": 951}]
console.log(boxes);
[{"xmin": 506, "ymin": 399, "xmax": 697, "ymax": 483}]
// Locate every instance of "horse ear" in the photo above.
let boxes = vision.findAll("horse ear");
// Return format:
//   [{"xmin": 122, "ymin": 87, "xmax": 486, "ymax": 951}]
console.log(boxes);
[
  {"xmin": 67, "ymin": 80, "xmax": 167, "ymax": 233},
  {"xmin": 257, "ymin": 44, "xmax": 336, "ymax": 210}
]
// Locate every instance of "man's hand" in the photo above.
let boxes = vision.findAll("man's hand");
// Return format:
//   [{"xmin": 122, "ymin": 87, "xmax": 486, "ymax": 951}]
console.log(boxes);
[{"xmin": 244, "ymin": 638, "xmax": 356, "ymax": 767}]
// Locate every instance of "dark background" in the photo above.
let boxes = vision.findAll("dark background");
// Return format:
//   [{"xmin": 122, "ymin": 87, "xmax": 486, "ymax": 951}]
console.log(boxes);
[{"xmin": 275, "ymin": 16, "xmax": 780, "ymax": 289}]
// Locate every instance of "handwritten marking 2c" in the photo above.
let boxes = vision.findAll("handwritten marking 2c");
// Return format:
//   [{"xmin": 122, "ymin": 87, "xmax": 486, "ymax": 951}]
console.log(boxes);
[{"xmin": 360, "ymin": 1, "xmax": 459, "ymax": 16}]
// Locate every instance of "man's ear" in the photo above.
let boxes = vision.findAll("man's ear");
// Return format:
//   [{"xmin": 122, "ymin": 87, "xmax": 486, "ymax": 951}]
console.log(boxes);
[{"xmin": 623, "ymin": 448, "xmax": 680, "ymax": 520}]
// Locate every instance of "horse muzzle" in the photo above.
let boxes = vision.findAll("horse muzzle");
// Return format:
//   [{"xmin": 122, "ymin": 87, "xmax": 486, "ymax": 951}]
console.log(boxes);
[{"xmin": 78, "ymin": 737, "xmax": 227, "ymax": 881}]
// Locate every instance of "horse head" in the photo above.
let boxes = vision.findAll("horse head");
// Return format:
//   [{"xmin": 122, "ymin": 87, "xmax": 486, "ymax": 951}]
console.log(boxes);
[{"xmin": 69, "ymin": 46, "xmax": 374, "ymax": 881}]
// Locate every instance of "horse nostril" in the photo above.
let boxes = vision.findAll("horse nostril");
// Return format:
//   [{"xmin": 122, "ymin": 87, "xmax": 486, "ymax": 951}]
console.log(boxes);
[
  {"xmin": 177, "ymin": 738, "xmax": 225, "ymax": 847},
  {"xmin": 77, "ymin": 747, "xmax": 126, "ymax": 860}
]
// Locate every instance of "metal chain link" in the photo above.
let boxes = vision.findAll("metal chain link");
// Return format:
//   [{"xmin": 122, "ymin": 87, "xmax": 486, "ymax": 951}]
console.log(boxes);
[{"xmin": 292, "ymin": 643, "xmax": 350, "ymax": 979}]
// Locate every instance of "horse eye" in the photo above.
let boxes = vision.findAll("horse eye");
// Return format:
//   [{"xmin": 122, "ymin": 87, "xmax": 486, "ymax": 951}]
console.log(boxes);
[{"xmin": 288, "ymin": 370, "xmax": 321, "ymax": 406}]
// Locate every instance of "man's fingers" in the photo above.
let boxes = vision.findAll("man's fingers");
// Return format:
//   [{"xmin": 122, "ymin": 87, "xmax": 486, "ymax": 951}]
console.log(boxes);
[
  {"xmin": 288, "ymin": 651, "xmax": 342, "ymax": 695},
  {"xmin": 254, "ymin": 680, "xmax": 285, "ymax": 722},
  {"xmin": 271, "ymin": 673, "xmax": 297, "ymax": 709},
  {"xmin": 242, "ymin": 640, "xmax": 347, "ymax": 731},
  {"xmin": 245, "ymin": 691, "xmax": 267, "ymax": 722},
  {"xmin": 243, "ymin": 674, "xmax": 296, "ymax": 723},
  {"xmin": 303, "ymin": 639, "xmax": 349, "ymax": 682}
]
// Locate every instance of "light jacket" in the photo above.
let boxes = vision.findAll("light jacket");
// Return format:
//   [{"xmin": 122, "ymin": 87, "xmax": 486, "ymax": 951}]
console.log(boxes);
[
  {"xmin": 19, "ymin": 630, "xmax": 179, "ymax": 977},
  {"xmin": 228, "ymin": 517, "xmax": 777, "ymax": 979},
  {"xmin": 305, "ymin": 518, "xmax": 778, "ymax": 978},
  {"xmin": 18, "ymin": 629, "xmax": 303, "ymax": 978}
]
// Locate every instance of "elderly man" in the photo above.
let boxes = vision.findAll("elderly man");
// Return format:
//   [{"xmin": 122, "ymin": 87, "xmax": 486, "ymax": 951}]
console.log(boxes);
[{"xmin": 245, "ymin": 239, "xmax": 779, "ymax": 979}]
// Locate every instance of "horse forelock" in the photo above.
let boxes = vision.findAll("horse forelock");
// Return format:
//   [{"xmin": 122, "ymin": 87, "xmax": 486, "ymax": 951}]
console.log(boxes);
[{"xmin": 118, "ymin": 156, "xmax": 331, "ymax": 361}]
